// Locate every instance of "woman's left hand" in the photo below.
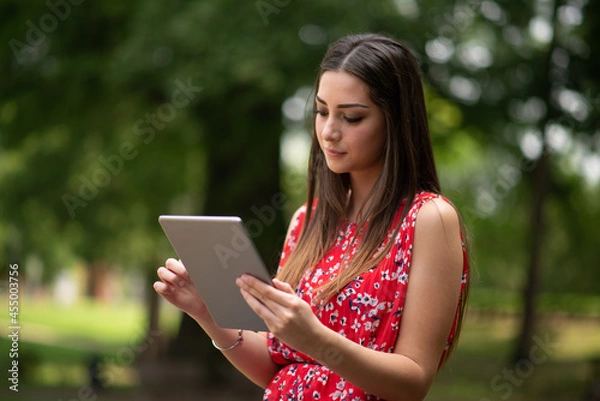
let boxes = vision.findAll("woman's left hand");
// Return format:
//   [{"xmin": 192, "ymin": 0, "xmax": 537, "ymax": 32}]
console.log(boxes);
[{"xmin": 236, "ymin": 275, "xmax": 324, "ymax": 355}]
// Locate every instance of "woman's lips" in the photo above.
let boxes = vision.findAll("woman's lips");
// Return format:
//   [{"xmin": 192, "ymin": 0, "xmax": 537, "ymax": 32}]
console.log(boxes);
[{"xmin": 324, "ymin": 148, "xmax": 345, "ymax": 157}]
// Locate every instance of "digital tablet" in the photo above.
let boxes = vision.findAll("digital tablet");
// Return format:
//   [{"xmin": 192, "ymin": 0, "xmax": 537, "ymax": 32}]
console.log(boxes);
[{"xmin": 158, "ymin": 215, "xmax": 273, "ymax": 331}]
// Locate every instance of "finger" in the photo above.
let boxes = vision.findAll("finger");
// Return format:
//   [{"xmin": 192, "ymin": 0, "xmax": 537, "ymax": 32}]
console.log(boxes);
[
  {"xmin": 165, "ymin": 258, "xmax": 192, "ymax": 281},
  {"xmin": 237, "ymin": 276, "xmax": 291, "ymax": 312},
  {"xmin": 239, "ymin": 274, "xmax": 269, "ymax": 286},
  {"xmin": 153, "ymin": 281, "xmax": 174, "ymax": 295},
  {"xmin": 237, "ymin": 275, "xmax": 272, "ymax": 301},
  {"xmin": 157, "ymin": 267, "xmax": 186, "ymax": 288},
  {"xmin": 239, "ymin": 274, "xmax": 277, "ymax": 294},
  {"xmin": 272, "ymin": 278, "xmax": 295, "ymax": 294},
  {"xmin": 240, "ymin": 287, "xmax": 276, "ymax": 322}
]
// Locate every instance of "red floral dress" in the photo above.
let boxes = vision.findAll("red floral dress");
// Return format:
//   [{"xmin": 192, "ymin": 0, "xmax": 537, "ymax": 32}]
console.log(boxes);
[{"xmin": 264, "ymin": 191, "xmax": 469, "ymax": 401}]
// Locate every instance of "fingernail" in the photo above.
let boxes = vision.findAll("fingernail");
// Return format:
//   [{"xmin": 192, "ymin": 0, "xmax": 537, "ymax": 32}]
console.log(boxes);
[{"xmin": 178, "ymin": 280, "xmax": 185, "ymax": 287}]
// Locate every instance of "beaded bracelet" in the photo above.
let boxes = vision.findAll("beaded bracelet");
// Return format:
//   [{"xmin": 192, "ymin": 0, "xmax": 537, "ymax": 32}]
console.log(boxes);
[{"xmin": 211, "ymin": 329, "xmax": 244, "ymax": 351}]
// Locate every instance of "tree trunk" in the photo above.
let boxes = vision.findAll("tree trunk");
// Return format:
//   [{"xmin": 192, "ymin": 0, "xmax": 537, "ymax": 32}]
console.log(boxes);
[
  {"xmin": 139, "ymin": 267, "xmax": 162, "ymax": 363},
  {"xmin": 512, "ymin": 0, "xmax": 561, "ymax": 363},
  {"xmin": 87, "ymin": 260, "xmax": 110, "ymax": 301},
  {"xmin": 513, "ymin": 149, "xmax": 549, "ymax": 362}
]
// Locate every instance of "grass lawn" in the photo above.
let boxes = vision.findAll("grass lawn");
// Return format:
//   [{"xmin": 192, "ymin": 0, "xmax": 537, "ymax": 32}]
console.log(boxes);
[
  {"xmin": 1, "ymin": 293, "xmax": 599, "ymax": 401},
  {"xmin": 427, "ymin": 312, "xmax": 600, "ymax": 401},
  {"xmin": 0, "ymin": 297, "xmax": 180, "ymax": 390}
]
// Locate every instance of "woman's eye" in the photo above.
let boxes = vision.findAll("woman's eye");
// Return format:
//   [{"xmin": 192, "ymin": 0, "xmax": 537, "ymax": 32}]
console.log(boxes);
[
  {"xmin": 314, "ymin": 109, "xmax": 329, "ymax": 117},
  {"xmin": 344, "ymin": 116, "xmax": 363, "ymax": 123}
]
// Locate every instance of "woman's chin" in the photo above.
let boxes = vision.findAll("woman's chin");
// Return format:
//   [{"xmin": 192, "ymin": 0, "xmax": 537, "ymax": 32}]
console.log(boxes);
[{"xmin": 325, "ymin": 163, "xmax": 348, "ymax": 175}]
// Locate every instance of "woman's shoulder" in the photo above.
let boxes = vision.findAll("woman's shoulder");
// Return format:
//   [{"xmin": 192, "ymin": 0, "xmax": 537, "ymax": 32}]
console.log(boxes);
[
  {"xmin": 284, "ymin": 200, "xmax": 315, "ymax": 241},
  {"xmin": 406, "ymin": 192, "xmax": 462, "ymax": 247},
  {"xmin": 400, "ymin": 191, "xmax": 460, "ymax": 229},
  {"xmin": 408, "ymin": 191, "xmax": 456, "ymax": 212},
  {"xmin": 286, "ymin": 198, "xmax": 319, "ymax": 231},
  {"xmin": 279, "ymin": 202, "xmax": 314, "ymax": 266},
  {"xmin": 286, "ymin": 204, "xmax": 307, "ymax": 238},
  {"xmin": 416, "ymin": 197, "xmax": 460, "ymax": 229}
]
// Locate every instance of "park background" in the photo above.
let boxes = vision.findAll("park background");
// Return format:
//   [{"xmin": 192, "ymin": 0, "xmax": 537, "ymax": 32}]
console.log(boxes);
[{"xmin": 1, "ymin": 0, "xmax": 599, "ymax": 400}]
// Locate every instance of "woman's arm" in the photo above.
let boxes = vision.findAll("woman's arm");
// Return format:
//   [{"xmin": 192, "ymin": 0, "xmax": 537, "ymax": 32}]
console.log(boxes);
[
  {"xmin": 154, "ymin": 258, "xmax": 279, "ymax": 388},
  {"xmin": 153, "ymin": 206, "xmax": 305, "ymax": 389},
  {"xmin": 237, "ymin": 198, "xmax": 464, "ymax": 400}
]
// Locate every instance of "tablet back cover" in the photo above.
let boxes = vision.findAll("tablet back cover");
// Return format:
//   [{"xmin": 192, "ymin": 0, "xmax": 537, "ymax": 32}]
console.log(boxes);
[{"xmin": 159, "ymin": 215, "xmax": 272, "ymax": 331}]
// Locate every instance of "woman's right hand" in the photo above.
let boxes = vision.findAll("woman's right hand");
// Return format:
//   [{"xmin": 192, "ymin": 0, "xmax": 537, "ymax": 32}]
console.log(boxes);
[{"xmin": 153, "ymin": 258, "xmax": 210, "ymax": 322}]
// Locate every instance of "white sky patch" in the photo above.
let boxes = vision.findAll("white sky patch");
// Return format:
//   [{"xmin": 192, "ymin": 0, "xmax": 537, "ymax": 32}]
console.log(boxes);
[
  {"xmin": 545, "ymin": 123, "xmax": 572, "ymax": 153},
  {"xmin": 529, "ymin": 16, "xmax": 554, "ymax": 44},
  {"xmin": 282, "ymin": 86, "xmax": 313, "ymax": 122},
  {"xmin": 565, "ymin": 134, "xmax": 600, "ymax": 188},
  {"xmin": 457, "ymin": 41, "xmax": 494, "ymax": 70},
  {"xmin": 509, "ymin": 97, "xmax": 547, "ymax": 124},
  {"xmin": 282, "ymin": 97, "xmax": 306, "ymax": 122},
  {"xmin": 449, "ymin": 76, "xmax": 481, "ymax": 104},
  {"xmin": 520, "ymin": 128, "xmax": 543, "ymax": 160},
  {"xmin": 425, "ymin": 37, "xmax": 454, "ymax": 63},
  {"xmin": 281, "ymin": 86, "xmax": 313, "ymax": 172},
  {"xmin": 558, "ymin": 5, "xmax": 583, "ymax": 27},
  {"xmin": 480, "ymin": 1, "xmax": 503, "ymax": 22},
  {"xmin": 393, "ymin": 0, "xmax": 419, "ymax": 19},
  {"xmin": 582, "ymin": 153, "xmax": 600, "ymax": 187},
  {"xmin": 281, "ymin": 129, "xmax": 311, "ymax": 171},
  {"xmin": 556, "ymin": 88, "xmax": 589, "ymax": 122},
  {"xmin": 299, "ymin": 24, "xmax": 327, "ymax": 46}
]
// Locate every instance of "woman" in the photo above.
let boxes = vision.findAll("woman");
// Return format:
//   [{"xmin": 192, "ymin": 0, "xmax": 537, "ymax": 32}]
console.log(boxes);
[{"xmin": 154, "ymin": 32, "xmax": 470, "ymax": 401}]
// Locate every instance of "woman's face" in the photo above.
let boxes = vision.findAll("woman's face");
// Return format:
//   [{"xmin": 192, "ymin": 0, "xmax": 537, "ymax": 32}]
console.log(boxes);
[{"xmin": 315, "ymin": 71, "xmax": 386, "ymax": 180}]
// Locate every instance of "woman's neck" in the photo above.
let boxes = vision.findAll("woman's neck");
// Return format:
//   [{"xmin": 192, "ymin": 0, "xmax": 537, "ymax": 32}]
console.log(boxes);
[{"xmin": 347, "ymin": 170, "xmax": 381, "ymax": 222}]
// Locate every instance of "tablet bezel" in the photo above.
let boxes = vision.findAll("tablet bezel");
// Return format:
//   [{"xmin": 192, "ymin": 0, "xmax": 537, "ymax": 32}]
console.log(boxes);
[{"xmin": 158, "ymin": 215, "xmax": 273, "ymax": 331}]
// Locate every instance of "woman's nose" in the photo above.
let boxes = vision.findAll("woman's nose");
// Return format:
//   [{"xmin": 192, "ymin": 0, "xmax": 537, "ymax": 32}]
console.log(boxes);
[{"xmin": 320, "ymin": 117, "xmax": 341, "ymax": 142}]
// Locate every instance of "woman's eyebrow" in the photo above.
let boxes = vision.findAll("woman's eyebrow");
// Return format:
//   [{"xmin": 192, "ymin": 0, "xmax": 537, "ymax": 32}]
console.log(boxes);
[{"xmin": 315, "ymin": 95, "xmax": 369, "ymax": 109}]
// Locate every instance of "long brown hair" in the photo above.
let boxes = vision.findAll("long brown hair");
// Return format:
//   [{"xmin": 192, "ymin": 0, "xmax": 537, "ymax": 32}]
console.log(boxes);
[{"xmin": 277, "ymin": 33, "xmax": 470, "ymax": 358}]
